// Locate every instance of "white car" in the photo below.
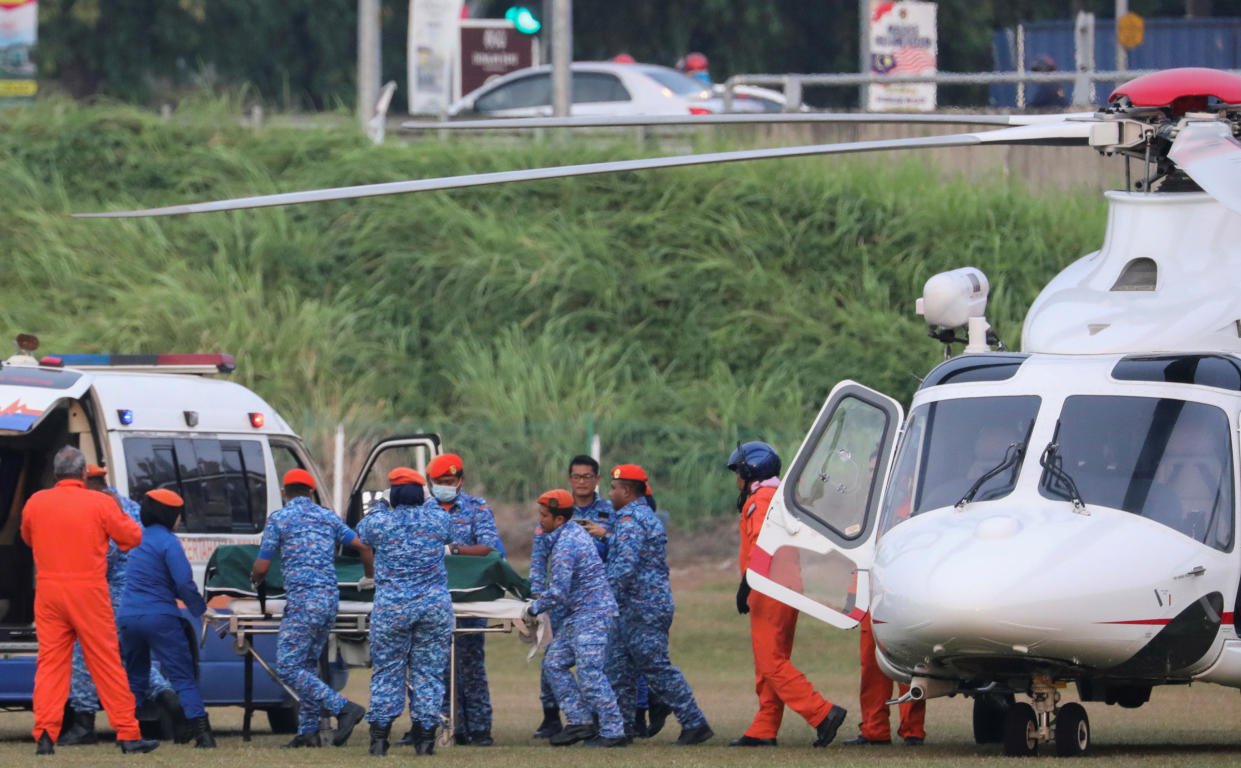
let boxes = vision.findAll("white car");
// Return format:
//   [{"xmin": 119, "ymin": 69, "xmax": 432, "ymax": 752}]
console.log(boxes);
[{"xmin": 448, "ymin": 61, "xmax": 714, "ymax": 117}]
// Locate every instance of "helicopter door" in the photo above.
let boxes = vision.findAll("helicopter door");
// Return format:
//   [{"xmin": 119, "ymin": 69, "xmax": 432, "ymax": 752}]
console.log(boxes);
[
  {"xmin": 345, "ymin": 434, "xmax": 441, "ymax": 528},
  {"xmin": 748, "ymin": 380, "xmax": 903, "ymax": 629}
]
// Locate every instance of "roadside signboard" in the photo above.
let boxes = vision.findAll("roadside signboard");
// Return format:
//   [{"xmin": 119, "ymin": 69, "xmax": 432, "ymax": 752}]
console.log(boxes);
[
  {"xmin": 0, "ymin": 0, "xmax": 36, "ymax": 106},
  {"xmin": 868, "ymin": 0, "xmax": 937, "ymax": 112},
  {"xmin": 407, "ymin": 0, "xmax": 464, "ymax": 115},
  {"xmin": 458, "ymin": 20, "xmax": 537, "ymax": 101}
]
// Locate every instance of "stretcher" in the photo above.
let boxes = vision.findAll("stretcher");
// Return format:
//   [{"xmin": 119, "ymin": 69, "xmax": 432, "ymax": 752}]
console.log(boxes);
[{"xmin": 201, "ymin": 546, "xmax": 542, "ymax": 744}]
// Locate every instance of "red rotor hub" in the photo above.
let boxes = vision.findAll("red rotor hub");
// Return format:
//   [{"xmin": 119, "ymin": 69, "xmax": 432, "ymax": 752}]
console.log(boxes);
[{"xmin": 1110, "ymin": 67, "xmax": 1241, "ymax": 111}]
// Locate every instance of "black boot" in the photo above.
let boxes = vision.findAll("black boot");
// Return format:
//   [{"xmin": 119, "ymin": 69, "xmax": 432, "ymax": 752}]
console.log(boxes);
[
  {"xmin": 395, "ymin": 725, "xmax": 416, "ymax": 746},
  {"xmin": 634, "ymin": 708, "xmax": 649, "ymax": 739},
  {"xmin": 468, "ymin": 730, "xmax": 493, "ymax": 747},
  {"xmin": 550, "ymin": 722, "xmax": 598, "ymax": 746},
  {"xmin": 414, "ymin": 724, "xmax": 438, "ymax": 756},
  {"xmin": 282, "ymin": 732, "xmax": 322, "ymax": 749},
  {"xmin": 368, "ymin": 722, "xmax": 390, "ymax": 757},
  {"xmin": 647, "ymin": 700, "xmax": 672, "ymax": 737},
  {"xmin": 333, "ymin": 701, "xmax": 367, "ymax": 746},
  {"xmin": 57, "ymin": 710, "xmax": 98, "ymax": 746},
  {"xmin": 117, "ymin": 738, "xmax": 160, "ymax": 753},
  {"xmin": 533, "ymin": 706, "xmax": 562, "ymax": 738},
  {"xmin": 190, "ymin": 715, "xmax": 217, "ymax": 749},
  {"xmin": 813, "ymin": 705, "xmax": 848, "ymax": 747},
  {"xmin": 155, "ymin": 689, "xmax": 190, "ymax": 744},
  {"xmin": 35, "ymin": 730, "xmax": 54, "ymax": 756}
]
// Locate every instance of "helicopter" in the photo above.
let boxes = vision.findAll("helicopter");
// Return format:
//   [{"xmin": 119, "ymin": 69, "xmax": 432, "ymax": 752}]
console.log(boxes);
[{"xmin": 73, "ymin": 66, "xmax": 1241, "ymax": 758}]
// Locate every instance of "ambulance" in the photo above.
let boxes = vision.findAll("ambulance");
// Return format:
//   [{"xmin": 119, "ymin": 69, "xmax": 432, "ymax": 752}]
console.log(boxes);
[{"xmin": 0, "ymin": 336, "xmax": 439, "ymax": 734}]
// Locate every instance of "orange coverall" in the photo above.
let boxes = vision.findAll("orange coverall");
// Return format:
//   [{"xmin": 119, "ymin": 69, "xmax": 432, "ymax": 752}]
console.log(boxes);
[
  {"xmin": 858, "ymin": 612, "xmax": 925, "ymax": 741},
  {"xmin": 20, "ymin": 478, "xmax": 144, "ymax": 742},
  {"xmin": 738, "ymin": 482, "xmax": 836, "ymax": 738}
]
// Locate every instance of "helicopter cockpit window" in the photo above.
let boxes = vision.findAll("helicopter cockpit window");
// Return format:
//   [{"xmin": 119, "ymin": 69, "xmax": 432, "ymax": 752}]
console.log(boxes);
[
  {"xmin": 879, "ymin": 396, "xmax": 1040, "ymax": 530},
  {"xmin": 1110, "ymin": 258, "xmax": 1157, "ymax": 291},
  {"xmin": 788, "ymin": 395, "xmax": 891, "ymax": 540},
  {"xmin": 1040, "ymin": 396, "xmax": 1234, "ymax": 551}
]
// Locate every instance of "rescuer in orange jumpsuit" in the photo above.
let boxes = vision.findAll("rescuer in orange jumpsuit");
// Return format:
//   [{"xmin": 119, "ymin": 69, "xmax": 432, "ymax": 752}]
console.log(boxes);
[
  {"xmin": 20, "ymin": 446, "xmax": 159, "ymax": 755},
  {"xmin": 728, "ymin": 441, "xmax": 846, "ymax": 748}
]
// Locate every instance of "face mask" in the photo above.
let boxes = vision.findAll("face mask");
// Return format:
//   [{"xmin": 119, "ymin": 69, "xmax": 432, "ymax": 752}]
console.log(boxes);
[{"xmin": 431, "ymin": 483, "xmax": 459, "ymax": 503}]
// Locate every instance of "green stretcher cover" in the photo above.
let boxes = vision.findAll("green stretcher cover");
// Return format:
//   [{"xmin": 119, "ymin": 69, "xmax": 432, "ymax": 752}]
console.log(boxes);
[{"xmin": 204, "ymin": 544, "xmax": 530, "ymax": 603}]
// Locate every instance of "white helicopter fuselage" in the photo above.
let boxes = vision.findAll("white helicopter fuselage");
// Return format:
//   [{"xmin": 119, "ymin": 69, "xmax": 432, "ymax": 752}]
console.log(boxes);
[{"xmin": 750, "ymin": 189, "xmax": 1241, "ymax": 705}]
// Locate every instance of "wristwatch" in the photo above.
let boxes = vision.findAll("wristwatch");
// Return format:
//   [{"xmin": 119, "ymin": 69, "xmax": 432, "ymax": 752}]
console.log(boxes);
[{"xmin": 451, "ymin": 543, "xmax": 461, "ymax": 555}]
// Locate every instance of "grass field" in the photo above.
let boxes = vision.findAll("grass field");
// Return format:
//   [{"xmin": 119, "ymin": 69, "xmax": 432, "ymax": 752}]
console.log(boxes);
[{"xmin": 1, "ymin": 564, "xmax": 1240, "ymax": 766}]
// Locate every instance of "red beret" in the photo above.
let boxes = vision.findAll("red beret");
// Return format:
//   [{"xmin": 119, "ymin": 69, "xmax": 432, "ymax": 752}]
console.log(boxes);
[
  {"xmin": 427, "ymin": 453, "xmax": 464, "ymax": 479},
  {"xmin": 610, "ymin": 464, "xmax": 648, "ymax": 482},
  {"xmin": 283, "ymin": 468, "xmax": 316, "ymax": 490},
  {"xmin": 146, "ymin": 489, "xmax": 184, "ymax": 508},
  {"xmin": 86, "ymin": 464, "xmax": 108, "ymax": 479},
  {"xmin": 645, "ymin": 482, "xmax": 653, "ymax": 496},
  {"xmin": 388, "ymin": 467, "xmax": 426, "ymax": 486},
  {"xmin": 537, "ymin": 489, "xmax": 574, "ymax": 510}
]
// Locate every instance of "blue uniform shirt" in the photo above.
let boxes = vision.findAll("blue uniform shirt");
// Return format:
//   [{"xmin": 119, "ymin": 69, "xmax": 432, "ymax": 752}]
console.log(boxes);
[
  {"xmin": 442, "ymin": 492, "xmax": 505, "ymax": 557},
  {"xmin": 258, "ymin": 495, "xmax": 356, "ymax": 594},
  {"xmin": 531, "ymin": 521, "xmax": 617, "ymax": 619},
  {"xmin": 118, "ymin": 524, "xmax": 206, "ymax": 618},
  {"xmin": 605, "ymin": 498, "xmax": 673, "ymax": 611},
  {"xmin": 105, "ymin": 490, "xmax": 141, "ymax": 588},
  {"xmin": 357, "ymin": 502, "xmax": 452, "ymax": 597},
  {"xmin": 530, "ymin": 495, "xmax": 612, "ymax": 596}
]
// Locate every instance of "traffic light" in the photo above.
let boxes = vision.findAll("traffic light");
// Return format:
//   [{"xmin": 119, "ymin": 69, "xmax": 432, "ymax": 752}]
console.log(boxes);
[{"xmin": 505, "ymin": 5, "xmax": 541, "ymax": 34}]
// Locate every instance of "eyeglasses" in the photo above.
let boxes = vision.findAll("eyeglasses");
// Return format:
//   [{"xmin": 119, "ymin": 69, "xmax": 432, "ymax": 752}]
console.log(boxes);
[{"xmin": 569, "ymin": 473, "xmax": 597, "ymax": 481}]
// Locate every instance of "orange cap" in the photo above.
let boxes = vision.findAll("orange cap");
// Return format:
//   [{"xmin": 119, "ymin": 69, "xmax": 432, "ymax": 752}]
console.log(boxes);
[
  {"xmin": 86, "ymin": 464, "xmax": 108, "ymax": 478},
  {"xmin": 145, "ymin": 489, "xmax": 184, "ymax": 508},
  {"xmin": 283, "ymin": 468, "xmax": 316, "ymax": 490},
  {"xmin": 427, "ymin": 453, "xmax": 464, "ymax": 479},
  {"xmin": 537, "ymin": 489, "xmax": 574, "ymax": 510},
  {"xmin": 645, "ymin": 482, "xmax": 653, "ymax": 496},
  {"xmin": 388, "ymin": 467, "xmax": 426, "ymax": 486},
  {"xmin": 610, "ymin": 464, "xmax": 648, "ymax": 482}
]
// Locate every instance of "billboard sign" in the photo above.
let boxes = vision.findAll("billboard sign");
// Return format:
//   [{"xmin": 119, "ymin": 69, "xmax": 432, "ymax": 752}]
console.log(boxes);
[
  {"xmin": 0, "ymin": 0, "xmax": 36, "ymax": 105},
  {"xmin": 868, "ymin": 1, "xmax": 937, "ymax": 112},
  {"xmin": 408, "ymin": 0, "xmax": 464, "ymax": 115},
  {"xmin": 458, "ymin": 21, "xmax": 536, "ymax": 101}
]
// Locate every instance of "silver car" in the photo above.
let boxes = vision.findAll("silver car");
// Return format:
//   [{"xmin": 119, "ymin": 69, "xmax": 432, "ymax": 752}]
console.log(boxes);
[{"xmin": 448, "ymin": 61, "xmax": 715, "ymax": 117}]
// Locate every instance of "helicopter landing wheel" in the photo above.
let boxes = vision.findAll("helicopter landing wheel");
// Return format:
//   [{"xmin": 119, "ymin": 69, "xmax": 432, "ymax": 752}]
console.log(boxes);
[
  {"xmin": 1054, "ymin": 702, "xmax": 1090, "ymax": 757},
  {"xmin": 972, "ymin": 692, "xmax": 1014, "ymax": 744},
  {"xmin": 1002, "ymin": 702, "xmax": 1038, "ymax": 757}
]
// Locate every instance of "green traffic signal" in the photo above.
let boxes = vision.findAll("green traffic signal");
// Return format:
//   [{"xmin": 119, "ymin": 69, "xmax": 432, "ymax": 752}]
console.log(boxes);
[{"xmin": 505, "ymin": 6, "xmax": 541, "ymax": 34}]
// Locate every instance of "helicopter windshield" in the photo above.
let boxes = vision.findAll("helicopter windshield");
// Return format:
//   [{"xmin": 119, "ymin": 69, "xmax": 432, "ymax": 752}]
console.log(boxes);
[
  {"xmin": 1039, "ymin": 396, "xmax": 1234, "ymax": 551},
  {"xmin": 879, "ymin": 396, "xmax": 1040, "ymax": 532}
]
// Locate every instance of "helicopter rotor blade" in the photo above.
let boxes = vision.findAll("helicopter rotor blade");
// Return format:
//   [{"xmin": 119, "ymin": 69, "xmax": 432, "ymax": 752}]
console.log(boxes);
[
  {"xmin": 72, "ymin": 120, "xmax": 1094, "ymax": 219},
  {"xmin": 1168, "ymin": 119, "xmax": 1241, "ymax": 216},
  {"xmin": 401, "ymin": 112, "xmax": 1098, "ymax": 131}
]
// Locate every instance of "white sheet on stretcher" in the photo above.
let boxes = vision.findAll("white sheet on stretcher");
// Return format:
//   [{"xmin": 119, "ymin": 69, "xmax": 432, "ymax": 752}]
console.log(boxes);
[{"xmin": 214, "ymin": 598, "xmax": 552, "ymax": 659}]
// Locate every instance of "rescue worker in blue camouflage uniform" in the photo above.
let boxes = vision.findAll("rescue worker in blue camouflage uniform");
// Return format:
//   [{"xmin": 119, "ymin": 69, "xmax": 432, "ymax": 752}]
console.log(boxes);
[
  {"xmin": 530, "ymin": 455, "xmax": 613, "ymax": 739},
  {"xmin": 604, "ymin": 464, "xmax": 713, "ymax": 745},
  {"xmin": 358, "ymin": 468, "xmax": 452, "ymax": 757},
  {"xmin": 58, "ymin": 466, "xmax": 180, "ymax": 747},
  {"xmin": 526, "ymin": 489, "xmax": 627, "ymax": 748},
  {"xmin": 251, "ymin": 469, "xmax": 374, "ymax": 749},
  {"xmin": 425, "ymin": 453, "xmax": 505, "ymax": 747}
]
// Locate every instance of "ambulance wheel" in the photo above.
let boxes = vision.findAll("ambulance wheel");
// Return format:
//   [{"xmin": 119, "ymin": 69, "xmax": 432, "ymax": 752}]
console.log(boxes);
[
  {"xmin": 1054, "ymin": 703, "xmax": 1090, "ymax": 757},
  {"xmin": 1002, "ymin": 702, "xmax": 1038, "ymax": 757},
  {"xmin": 972, "ymin": 692, "xmax": 1013, "ymax": 744},
  {"xmin": 267, "ymin": 705, "xmax": 299, "ymax": 734}
]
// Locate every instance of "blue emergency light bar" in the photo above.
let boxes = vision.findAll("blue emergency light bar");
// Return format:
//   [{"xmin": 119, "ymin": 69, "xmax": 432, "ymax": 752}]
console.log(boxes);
[{"xmin": 40, "ymin": 353, "xmax": 236, "ymax": 374}]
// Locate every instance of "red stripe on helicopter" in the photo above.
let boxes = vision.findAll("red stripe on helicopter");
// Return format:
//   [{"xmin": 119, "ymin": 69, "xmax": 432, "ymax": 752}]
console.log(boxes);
[
  {"xmin": 1100, "ymin": 612, "xmax": 1233, "ymax": 625},
  {"xmin": 748, "ymin": 547, "xmax": 772, "ymax": 577}
]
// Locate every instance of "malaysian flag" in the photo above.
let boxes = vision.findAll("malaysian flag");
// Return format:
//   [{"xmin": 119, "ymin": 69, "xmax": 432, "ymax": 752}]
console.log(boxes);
[{"xmin": 873, "ymin": 47, "xmax": 936, "ymax": 75}]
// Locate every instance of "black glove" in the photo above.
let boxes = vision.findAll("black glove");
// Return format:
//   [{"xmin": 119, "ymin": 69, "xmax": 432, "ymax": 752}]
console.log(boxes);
[{"xmin": 736, "ymin": 576, "xmax": 752, "ymax": 615}]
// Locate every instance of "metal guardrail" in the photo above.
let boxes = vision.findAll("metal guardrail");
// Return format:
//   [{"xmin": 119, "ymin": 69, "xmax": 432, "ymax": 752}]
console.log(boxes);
[{"xmin": 723, "ymin": 69, "xmax": 1238, "ymax": 112}]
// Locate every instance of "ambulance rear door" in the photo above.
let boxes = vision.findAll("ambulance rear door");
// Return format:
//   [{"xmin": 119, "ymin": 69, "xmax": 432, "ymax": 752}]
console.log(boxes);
[
  {"xmin": 748, "ymin": 380, "xmax": 903, "ymax": 629},
  {"xmin": 345, "ymin": 434, "xmax": 442, "ymax": 528}
]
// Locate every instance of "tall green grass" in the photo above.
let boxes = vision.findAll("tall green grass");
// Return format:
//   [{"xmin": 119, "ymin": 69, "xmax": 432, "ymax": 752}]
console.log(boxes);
[{"xmin": 0, "ymin": 97, "xmax": 1108, "ymax": 523}]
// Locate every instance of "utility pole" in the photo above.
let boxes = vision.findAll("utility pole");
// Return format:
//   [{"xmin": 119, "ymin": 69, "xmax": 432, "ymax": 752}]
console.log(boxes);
[
  {"xmin": 1115, "ymin": 0, "xmax": 1128, "ymax": 72},
  {"xmin": 358, "ymin": 0, "xmax": 381, "ymax": 131},
  {"xmin": 552, "ymin": 0, "xmax": 571, "ymax": 117},
  {"xmin": 858, "ymin": 0, "xmax": 870, "ymax": 110}
]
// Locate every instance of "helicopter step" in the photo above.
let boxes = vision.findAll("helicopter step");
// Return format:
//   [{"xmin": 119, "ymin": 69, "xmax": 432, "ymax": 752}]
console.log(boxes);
[{"xmin": 1000, "ymin": 676, "xmax": 1090, "ymax": 757}]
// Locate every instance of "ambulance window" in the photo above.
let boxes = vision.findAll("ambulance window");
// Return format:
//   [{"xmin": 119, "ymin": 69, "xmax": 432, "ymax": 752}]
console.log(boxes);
[
  {"xmin": 124, "ymin": 437, "xmax": 268, "ymax": 534},
  {"xmin": 271, "ymin": 442, "xmax": 321, "ymax": 505}
]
